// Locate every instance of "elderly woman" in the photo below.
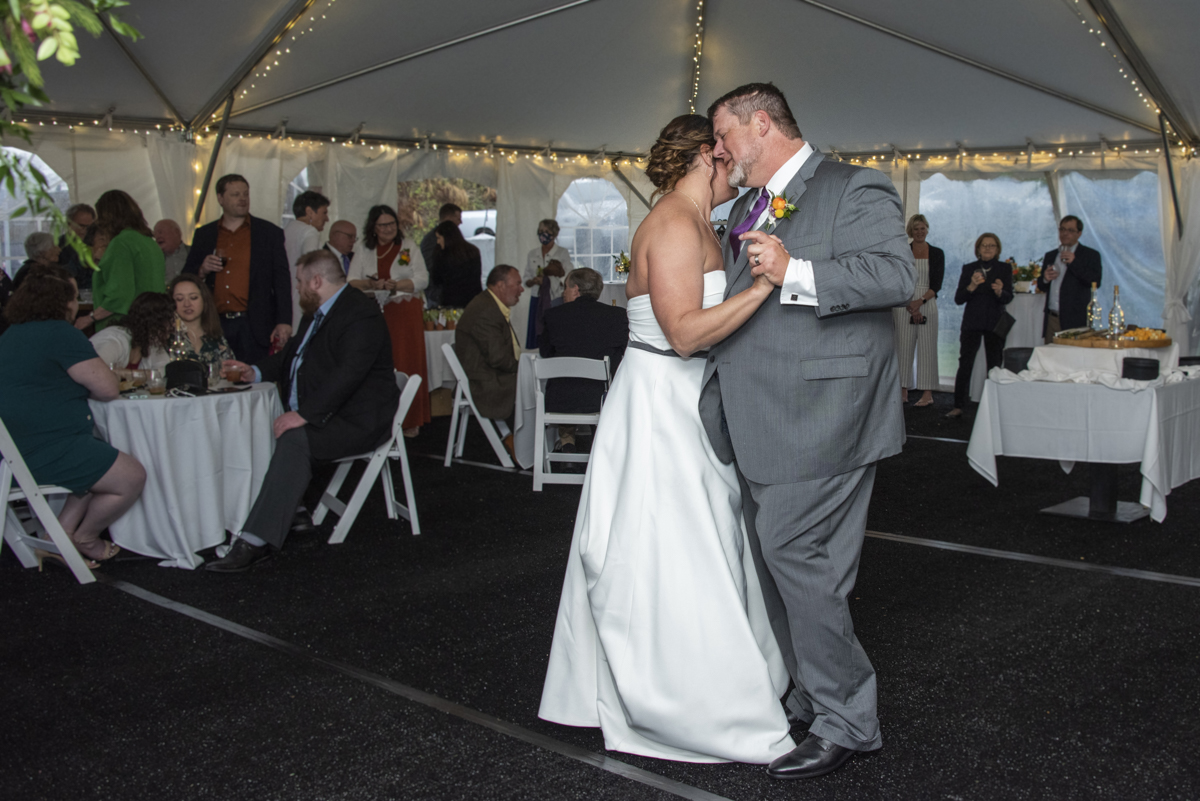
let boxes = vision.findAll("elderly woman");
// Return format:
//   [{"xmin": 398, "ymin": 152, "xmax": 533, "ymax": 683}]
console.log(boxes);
[
  {"xmin": 12, "ymin": 231, "xmax": 62, "ymax": 289},
  {"xmin": 88, "ymin": 190, "xmax": 166, "ymax": 331},
  {"xmin": 347, "ymin": 204, "xmax": 431, "ymax": 434},
  {"xmin": 892, "ymin": 214, "xmax": 945, "ymax": 407},
  {"xmin": 429, "ymin": 219, "xmax": 482, "ymax": 308},
  {"xmin": 523, "ymin": 218, "xmax": 572, "ymax": 348},
  {"xmin": 946, "ymin": 233, "xmax": 1014, "ymax": 419},
  {"xmin": 169, "ymin": 274, "xmax": 235, "ymax": 373},
  {"xmin": 89, "ymin": 291, "xmax": 175, "ymax": 373},
  {"xmin": 0, "ymin": 264, "xmax": 145, "ymax": 566}
]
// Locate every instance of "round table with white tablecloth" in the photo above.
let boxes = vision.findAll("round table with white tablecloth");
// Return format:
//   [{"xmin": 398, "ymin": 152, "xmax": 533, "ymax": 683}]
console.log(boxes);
[{"xmin": 89, "ymin": 383, "xmax": 284, "ymax": 569}]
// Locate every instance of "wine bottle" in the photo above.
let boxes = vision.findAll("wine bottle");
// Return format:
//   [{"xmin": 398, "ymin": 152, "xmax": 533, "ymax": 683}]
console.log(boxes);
[
  {"xmin": 168, "ymin": 315, "xmax": 190, "ymax": 361},
  {"xmin": 1086, "ymin": 282, "xmax": 1103, "ymax": 331},
  {"xmin": 1108, "ymin": 284, "xmax": 1124, "ymax": 339}
]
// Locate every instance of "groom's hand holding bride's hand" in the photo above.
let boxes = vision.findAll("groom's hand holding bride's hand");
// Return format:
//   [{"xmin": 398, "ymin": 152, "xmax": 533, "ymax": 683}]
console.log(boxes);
[{"xmin": 741, "ymin": 230, "xmax": 789, "ymax": 286}]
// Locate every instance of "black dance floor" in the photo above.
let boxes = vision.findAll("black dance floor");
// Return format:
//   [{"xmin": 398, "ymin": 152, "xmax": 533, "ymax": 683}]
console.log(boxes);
[{"xmin": 3, "ymin": 392, "xmax": 1199, "ymax": 800}]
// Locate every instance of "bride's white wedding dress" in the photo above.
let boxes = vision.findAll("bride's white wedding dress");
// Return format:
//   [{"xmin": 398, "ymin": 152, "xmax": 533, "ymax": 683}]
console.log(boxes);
[{"xmin": 538, "ymin": 270, "xmax": 794, "ymax": 764}]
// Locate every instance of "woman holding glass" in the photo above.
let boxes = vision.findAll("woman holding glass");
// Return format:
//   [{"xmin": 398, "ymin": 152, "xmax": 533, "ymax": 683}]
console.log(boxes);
[
  {"xmin": 523, "ymin": 219, "xmax": 572, "ymax": 348},
  {"xmin": 892, "ymin": 214, "xmax": 944, "ymax": 407},
  {"xmin": 169, "ymin": 274, "xmax": 235, "ymax": 374},
  {"xmin": 0, "ymin": 264, "xmax": 145, "ymax": 567},
  {"xmin": 946, "ymin": 233, "xmax": 1013, "ymax": 419},
  {"xmin": 347, "ymin": 204, "xmax": 431, "ymax": 435}
]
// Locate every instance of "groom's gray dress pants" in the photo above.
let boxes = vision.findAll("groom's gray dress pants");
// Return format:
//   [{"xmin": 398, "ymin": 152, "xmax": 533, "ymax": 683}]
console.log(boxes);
[{"xmin": 738, "ymin": 463, "xmax": 882, "ymax": 752}]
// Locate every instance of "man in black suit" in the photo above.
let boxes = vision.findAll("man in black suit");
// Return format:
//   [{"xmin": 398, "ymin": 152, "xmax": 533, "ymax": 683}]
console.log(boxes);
[
  {"xmin": 183, "ymin": 174, "xmax": 293, "ymax": 362},
  {"xmin": 1036, "ymin": 215, "xmax": 1102, "ymax": 343},
  {"xmin": 206, "ymin": 249, "xmax": 400, "ymax": 572},
  {"xmin": 539, "ymin": 267, "xmax": 628, "ymax": 452}
]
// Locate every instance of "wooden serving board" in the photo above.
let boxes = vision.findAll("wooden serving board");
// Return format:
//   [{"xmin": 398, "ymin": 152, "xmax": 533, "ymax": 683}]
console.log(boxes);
[{"xmin": 1054, "ymin": 336, "xmax": 1172, "ymax": 349}]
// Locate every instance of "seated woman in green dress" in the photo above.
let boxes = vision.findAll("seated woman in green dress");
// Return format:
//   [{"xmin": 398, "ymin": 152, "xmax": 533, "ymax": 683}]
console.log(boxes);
[
  {"xmin": 0, "ymin": 265, "xmax": 146, "ymax": 567},
  {"xmin": 169, "ymin": 274, "xmax": 235, "ymax": 374}
]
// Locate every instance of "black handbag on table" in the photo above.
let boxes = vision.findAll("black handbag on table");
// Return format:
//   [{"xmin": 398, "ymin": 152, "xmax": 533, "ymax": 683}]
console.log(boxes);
[
  {"xmin": 165, "ymin": 359, "xmax": 208, "ymax": 396},
  {"xmin": 993, "ymin": 311, "xmax": 1016, "ymax": 338}
]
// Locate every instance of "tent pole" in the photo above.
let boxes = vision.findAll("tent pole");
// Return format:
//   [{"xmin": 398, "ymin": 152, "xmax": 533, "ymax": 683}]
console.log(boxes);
[
  {"xmin": 793, "ymin": 0, "xmax": 1156, "ymax": 135},
  {"xmin": 1086, "ymin": 0, "xmax": 1196, "ymax": 145},
  {"xmin": 192, "ymin": 94, "xmax": 235, "ymax": 229},
  {"xmin": 190, "ymin": 0, "xmax": 317, "ymax": 130},
  {"xmin": 230, "ymin": 0, "xmax": 596, "ymax": 119},
  {"xmin": 609, "ymin": 162, "xmax": 651, "ymax": 211},
  {"xmin": 100, "ymin": 18, "xmax": 185, "ymax": 126},
  {"xmin": 1160, "ymin": 115, "xmax": 1184, "ymax": 239}
]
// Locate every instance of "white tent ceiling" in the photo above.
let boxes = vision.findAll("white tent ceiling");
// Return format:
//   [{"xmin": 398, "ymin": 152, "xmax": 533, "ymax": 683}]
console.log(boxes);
[{"xmin": 28, "ymin": 0, "xmax": 1199, "ymax": 157}]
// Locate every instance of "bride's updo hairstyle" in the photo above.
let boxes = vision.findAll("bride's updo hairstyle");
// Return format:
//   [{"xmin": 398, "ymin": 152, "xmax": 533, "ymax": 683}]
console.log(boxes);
[{"xmin": 645, "ymin": 114, "xmax": 716, "ymax": 199}]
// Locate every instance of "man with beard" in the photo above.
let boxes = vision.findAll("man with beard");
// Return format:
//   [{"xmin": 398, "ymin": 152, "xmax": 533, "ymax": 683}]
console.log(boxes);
[{"xmin": 206, "ymin": 249, "xmax": 400, "ymax": 572}]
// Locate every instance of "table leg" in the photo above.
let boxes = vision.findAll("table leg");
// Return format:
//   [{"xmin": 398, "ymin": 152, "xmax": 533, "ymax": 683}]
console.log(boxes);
[{"xmin": 1040, "ymin": 462, "xmax": 1151, "ymax": 523}]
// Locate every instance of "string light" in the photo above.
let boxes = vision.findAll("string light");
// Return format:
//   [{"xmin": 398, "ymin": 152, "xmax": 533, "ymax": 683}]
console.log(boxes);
[
  {"xmin": 687, "ymin": 0, "xmax": 706, "ymax": 114},
  {"xmin": 1066, "ymin": 0, "xmax": 1156, "ymax": 114},
  {"xmin": 239, "ymin": 0, "xmax": 339, "ymax": 103}
]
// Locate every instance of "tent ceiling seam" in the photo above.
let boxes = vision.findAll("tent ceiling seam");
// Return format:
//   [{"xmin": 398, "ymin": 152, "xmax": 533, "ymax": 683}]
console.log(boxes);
[
  {"xmin": 190, "ymin": 0, "xmax": 317, "ymax": 130},
  {"xmin": 100, "ymin": 16, "xmax": 185, "ymax": 126},
  {"xmin": 792, "ymin": 0, "xmax": 1158, "ymax": 135},
  {"xmin": 1085, "ymin": 0, "xmax": 1196, "ymax": 144},
  {"xmin": 228, "ymin": 0, "xmax": 596, "ymax": 120}
]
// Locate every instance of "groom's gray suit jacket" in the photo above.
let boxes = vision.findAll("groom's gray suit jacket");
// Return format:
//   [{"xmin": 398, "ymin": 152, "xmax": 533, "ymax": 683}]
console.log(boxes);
[{"xmin": 700, "ymin": 149, "xmax": 915, "ymax": 485}]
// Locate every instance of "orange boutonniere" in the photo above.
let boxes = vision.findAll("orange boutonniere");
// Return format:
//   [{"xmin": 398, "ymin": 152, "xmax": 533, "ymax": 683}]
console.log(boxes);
[
  {"xmin": 765, "ymin": 190, "xmax": 797, "ymax": 229},
  {"xmin": 399, "ymin": 249, "xmax": 411, "ymax": 265}
]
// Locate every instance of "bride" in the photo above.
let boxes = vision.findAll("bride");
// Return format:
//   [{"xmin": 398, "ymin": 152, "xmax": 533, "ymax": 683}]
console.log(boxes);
[{"xmin": 538, "ymin": 115, "xmax": 794, "ymax": 763}]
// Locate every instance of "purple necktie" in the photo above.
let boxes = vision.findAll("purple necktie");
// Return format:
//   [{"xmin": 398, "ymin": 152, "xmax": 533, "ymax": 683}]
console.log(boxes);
[{"xmin": 730, "ymin": 188, "xmax": 769, "ymax": 261}]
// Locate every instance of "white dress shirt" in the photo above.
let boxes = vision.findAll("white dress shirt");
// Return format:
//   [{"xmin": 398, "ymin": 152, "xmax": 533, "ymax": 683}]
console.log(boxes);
[
  {"xmin": 1047, "ymin": 243, "xmax": 1077, "ymax": 313},
  {"xmin": 739, "ymin": 143, "xmax": 821, "ymax": 307}
]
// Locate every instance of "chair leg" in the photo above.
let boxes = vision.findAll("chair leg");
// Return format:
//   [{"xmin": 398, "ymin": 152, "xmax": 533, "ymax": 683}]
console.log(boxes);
[
  {"xmin": 395, "ymin": 444, "xmax": 420, "ymax": 535},
  {"xmin": 533, "ymin": 414, "xmax": 546, "ymax": 492},
  {"xmin": 444, "ymin": 396, "xmax": 462, "ymax": 467},
  {"xmin": 313, "ymin": 462, "xmax": 353, "ymax": 525},
  {"xmin": 455, "ymin": 406, "xmax": 469, "ymax": 458},
  {"xmin": 477, "ymin": 417, "xmax": 515, "ymax": 469},
  {"xmin": 380, "ymin": 461, "xmax": 398, "ymax": 519},
  {"xmin": 327, "ymin": 452, "xmax": 387, "ymax": 545}
]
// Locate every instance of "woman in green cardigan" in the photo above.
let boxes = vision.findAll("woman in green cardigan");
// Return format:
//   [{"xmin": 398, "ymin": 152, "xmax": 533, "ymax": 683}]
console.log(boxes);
[{"xmin": 85, "ymin": 190, "xmax": 165, "ymax": 331}]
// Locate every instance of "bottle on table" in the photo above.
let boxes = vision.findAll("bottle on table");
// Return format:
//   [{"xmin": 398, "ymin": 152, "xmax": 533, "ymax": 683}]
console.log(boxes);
[
  {"xmin": 1108, "ymin": 284, "xmax": 1124, "ymax": 339},
  {"xmin": 1086, "ymin": 282, "xmax": 1103, "ymax": 331},
  {"xmin": 168, "ymin": 316, "xmax": 190, "ymax": 361}
]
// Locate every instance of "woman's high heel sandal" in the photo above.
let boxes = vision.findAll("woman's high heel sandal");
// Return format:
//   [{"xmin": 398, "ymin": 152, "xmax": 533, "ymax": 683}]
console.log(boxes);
[
  {"xmin": 34, "ymin": 544, "xmax": 99, "ymax": 572},
  {"xmin": 72, "ymin": 539, "xmax": 121, "ymax": 563}
]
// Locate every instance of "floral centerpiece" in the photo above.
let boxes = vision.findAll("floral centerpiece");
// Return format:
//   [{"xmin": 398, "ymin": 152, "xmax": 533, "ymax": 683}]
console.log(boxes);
[
  {"xmin": 423, "ymin": 307, "xmax": 464, "ymax": 331},
  {"xmin": 612, "ymin": 251, "xmax": 631, "ymax": 281},
  {"xmin": 1007, "ymin": 259, "xmax": 1042, "ymax": 293}
]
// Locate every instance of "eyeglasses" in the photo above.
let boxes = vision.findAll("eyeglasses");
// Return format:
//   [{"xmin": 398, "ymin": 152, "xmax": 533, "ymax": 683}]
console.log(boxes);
[
  {"xmin": 979, "ymin": 243, "xmax": 999, "ymax": 249},
  {"xmin": 1058, "ymin": 226, "xmax": 1079, "ymax": 233},
  {"xmin": 332, "ymin": 232, "xmax": 359, "ymax": 242},
  {"xmin": 375, "ymin": 221, "xmax": 398, "ymax": 230}
]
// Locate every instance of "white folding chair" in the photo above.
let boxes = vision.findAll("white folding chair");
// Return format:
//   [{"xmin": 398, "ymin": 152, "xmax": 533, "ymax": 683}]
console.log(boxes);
[
  {"xmin": 441, "ymin": 342, "xmax": 515, "ymax": 469},
  {"xmin": 313, "ymin": 372, "xmax": 423, "ymax": 543},
  {"xmin": 0, "ymin": 416, "xmax": 96, "ymax": 584},
  {"xmin": 532, "ymin": 356, "xmax": 610, "ymax": 491}
]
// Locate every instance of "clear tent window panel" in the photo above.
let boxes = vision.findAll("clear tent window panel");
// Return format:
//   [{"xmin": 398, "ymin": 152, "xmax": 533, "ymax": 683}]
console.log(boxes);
[
  {"xmin": 556, "ymin": 178, "xmax": 629, "ymax": 281},
  {"xmin": 919, "ymin": 173, "xmax": 1056, "ymax": 382},
  {"xmin": 0, "ymin": 148, "xmax": 71, "ymax": 278},
  {"xmin": 1060, "ymin": 170, "xmax": 1166, "ymax": 329}
]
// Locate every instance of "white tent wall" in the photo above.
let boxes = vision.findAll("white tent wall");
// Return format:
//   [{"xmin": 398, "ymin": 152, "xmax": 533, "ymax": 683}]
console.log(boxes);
[{"xmin": 1158, "ymin": 158, "xmax": 1200, "ymax": 353}]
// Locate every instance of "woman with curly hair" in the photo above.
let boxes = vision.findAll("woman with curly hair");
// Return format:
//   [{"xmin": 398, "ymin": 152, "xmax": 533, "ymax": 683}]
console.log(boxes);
[
  {"xmin": 87, "ymin": 190, "xmax": 165, "ymax": 331},
  {"xmin": 89, "ymin": 291, "xmax": 176, "ymax": 372},
  {"xmin": 0, "ymin": 264, "xmax": 145, "ymax": 566},
  {"xmin": 539, "ymin": 114, "xmax": 790, "ymax": 764}
]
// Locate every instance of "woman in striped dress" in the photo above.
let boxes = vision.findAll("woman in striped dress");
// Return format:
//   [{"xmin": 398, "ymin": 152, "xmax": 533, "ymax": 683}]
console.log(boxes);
[{"xmin": 892, "ymin": 214, "xmax": 943, "ymax": 407}]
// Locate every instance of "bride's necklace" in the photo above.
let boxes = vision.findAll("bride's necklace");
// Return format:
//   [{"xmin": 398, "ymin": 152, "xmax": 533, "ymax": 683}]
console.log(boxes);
[{"xmin": 676, "ymin": 190, "xmax": 722, "ymax": 248}]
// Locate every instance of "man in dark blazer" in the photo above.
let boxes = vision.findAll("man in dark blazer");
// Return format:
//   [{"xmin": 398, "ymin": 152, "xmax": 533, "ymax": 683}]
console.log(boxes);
[
  {"xmin": 454, "ymin": 265, "xmax": 524, "ymax": 449},
  {"xmin": 183, "ymin": 174, "xmax": 293, "ymax": 362},
  {"xmin": 539, "ymin": 267, "xmax": 628, "ymax": 451},
  {"xmin": 1036, "ymin": 215, "xmax": 1102, "ymax": 342},
  {"xmin": 206, "ymin": 249, "xmax": 399, "ymax": 572}
]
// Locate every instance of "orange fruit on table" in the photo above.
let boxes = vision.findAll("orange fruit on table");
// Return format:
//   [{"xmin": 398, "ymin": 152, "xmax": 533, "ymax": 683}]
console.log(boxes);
[{"xmin": 771, "ymin": 196, "xmax": 788, "ymax": 210}]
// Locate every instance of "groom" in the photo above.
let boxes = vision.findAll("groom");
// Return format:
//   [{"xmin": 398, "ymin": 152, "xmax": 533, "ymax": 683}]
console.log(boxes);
[{"xmin": 700, "ymin": 83, "xmax": 914, "ymax": 779}]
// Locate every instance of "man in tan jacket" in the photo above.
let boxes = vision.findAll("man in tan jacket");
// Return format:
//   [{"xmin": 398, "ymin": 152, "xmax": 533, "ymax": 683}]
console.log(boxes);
[{"xmin": 454, "ymin": 265, "xmax": 524, "ymax": 444}]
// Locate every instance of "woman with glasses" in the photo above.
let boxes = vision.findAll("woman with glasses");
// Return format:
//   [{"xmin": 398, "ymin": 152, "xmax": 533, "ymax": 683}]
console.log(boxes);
[
  {"xmin": 946, "ymin": 233, "xmax": 1013, "ymax": 419},
  {"xmin": 347, "ymin": 205, "xmax": 431, "ymax": 435}
]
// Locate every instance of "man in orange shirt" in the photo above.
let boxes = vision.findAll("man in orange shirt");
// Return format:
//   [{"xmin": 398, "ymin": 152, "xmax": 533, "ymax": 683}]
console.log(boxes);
[{"xmin": 182, "ymin": 174, "xmax": 292, "ymax": 361}]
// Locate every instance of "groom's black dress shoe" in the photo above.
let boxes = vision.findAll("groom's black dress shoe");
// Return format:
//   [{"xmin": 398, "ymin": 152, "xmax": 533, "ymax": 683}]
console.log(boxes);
[
  {"xmin": 205, "ymin": 539, "xmax": 272, "ymax": 572},
  {"xmin": 768, "ymin": 734, "xmax": 855, "ymax": 780},
  {"xmin": 290, "ymin": 509, "xmax": 317, "ymax": 533}
]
